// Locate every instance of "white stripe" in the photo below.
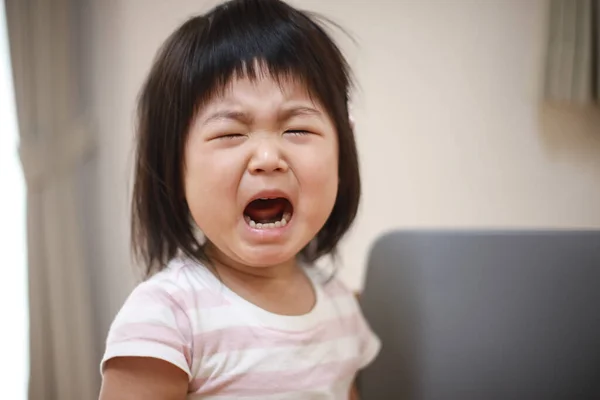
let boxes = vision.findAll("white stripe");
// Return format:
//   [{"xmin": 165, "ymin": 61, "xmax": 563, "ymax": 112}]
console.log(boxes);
[
  {"xmin": 110, "ymin": 302, "xmax": 179, "ymax": 330},
  {"xmin": 189, "ymin": 294, "xmax": 358, "ymax": 331},
  {"xmin": 196, "ymin": 336, "xmax": 360, "ymax": 378}
]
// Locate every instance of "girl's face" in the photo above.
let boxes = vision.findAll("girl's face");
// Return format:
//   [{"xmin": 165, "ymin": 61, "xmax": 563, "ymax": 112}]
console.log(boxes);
[{"xmin": 184, "ymin": 74, "xmax": 339, "ymax": 269}]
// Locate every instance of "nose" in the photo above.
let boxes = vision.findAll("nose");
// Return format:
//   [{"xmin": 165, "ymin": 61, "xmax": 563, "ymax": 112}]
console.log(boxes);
[{"xmin": 247, "ymin": 136, "xmax": 288, "ymax": 174}]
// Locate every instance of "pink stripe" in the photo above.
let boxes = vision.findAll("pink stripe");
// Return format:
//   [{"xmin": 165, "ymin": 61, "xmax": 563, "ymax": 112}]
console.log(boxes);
[
  {"xmin": 194, "ymin": 313, "xmax": 361, "ymax": 357},
  {"xmin": 132, "ymin": 285, "xmax": 231, "ymax": 311},
  {"xmin": 168, "ymin": 288, "xmax": 232, "ymax": 310},
  {"xmin": 190, "ymin": 359, "xmax": 357, "ymax": 395}
]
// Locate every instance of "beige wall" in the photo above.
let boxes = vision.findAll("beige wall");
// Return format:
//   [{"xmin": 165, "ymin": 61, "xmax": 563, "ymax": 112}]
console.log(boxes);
[{"xmin": 84, "ymin": 0, "xmax": 600, "ymax": 333}]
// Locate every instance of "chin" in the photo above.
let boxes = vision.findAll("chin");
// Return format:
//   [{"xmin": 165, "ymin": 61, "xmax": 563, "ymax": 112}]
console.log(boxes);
[{"xmin": 235, "ymin": 245, "xmax": 301, "ymax": 268}]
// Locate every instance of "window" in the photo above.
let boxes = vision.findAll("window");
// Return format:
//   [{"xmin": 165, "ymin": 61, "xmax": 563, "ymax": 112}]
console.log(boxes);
[{"xmin": 0, "ymin": 1, "xmax": 29, "ymax": 399}]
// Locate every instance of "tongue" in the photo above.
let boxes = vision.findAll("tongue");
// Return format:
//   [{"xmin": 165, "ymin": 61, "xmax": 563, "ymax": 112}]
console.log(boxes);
[{"xmin": 245, "ymin": 198, "xmax": 286, "ymax": 223}]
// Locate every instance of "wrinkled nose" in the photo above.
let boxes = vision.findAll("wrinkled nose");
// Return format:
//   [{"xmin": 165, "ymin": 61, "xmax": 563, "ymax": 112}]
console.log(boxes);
[{"xmin": 247, "ymin": 137, "xmax": 289, "ymax": 174}]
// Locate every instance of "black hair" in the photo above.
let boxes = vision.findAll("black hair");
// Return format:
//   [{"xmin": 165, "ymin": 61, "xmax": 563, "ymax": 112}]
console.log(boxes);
[{"xmin": 132, "ymin": 0, "xmax": 361, "ymax": 276}]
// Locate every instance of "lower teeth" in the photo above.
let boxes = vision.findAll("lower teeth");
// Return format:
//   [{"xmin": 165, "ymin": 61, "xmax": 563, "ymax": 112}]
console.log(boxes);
[{"xmin": 246, "ymin": 213, "xmax": 291, "ymax": 229}]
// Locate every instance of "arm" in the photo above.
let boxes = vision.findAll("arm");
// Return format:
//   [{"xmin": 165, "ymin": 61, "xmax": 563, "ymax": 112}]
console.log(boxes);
[
  {"xmin": 99, "ymin": 357, "xmax": 188, "ymax": 400},
  {"xmin": 350, "ymin": 383, "xmax": 360, "ymax": 400}
]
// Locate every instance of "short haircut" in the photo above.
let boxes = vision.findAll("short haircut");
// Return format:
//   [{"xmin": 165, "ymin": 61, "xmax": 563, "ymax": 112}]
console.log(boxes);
[{"xmin": 132, "ymin": 0, "xmax": 361, "ymax": 276}]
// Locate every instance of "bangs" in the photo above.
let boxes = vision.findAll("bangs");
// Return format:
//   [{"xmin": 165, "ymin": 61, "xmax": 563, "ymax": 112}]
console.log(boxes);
[{"xmin": 180, "ymin": 0, "xmax": 352, "ymax": 115}]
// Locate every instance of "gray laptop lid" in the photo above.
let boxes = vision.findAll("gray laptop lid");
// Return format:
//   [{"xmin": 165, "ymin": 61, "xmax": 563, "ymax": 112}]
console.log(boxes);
[{"xmin": 360, "ymin": 230, "xmax": 600, "ymax": 400}]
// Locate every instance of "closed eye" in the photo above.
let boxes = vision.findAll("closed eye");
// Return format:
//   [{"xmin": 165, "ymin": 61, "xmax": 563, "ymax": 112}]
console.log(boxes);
[
  {"xmin": 216, "ymin": 133, "xmax": 245, "ymax": 140},
  {"xmin": 284, "ymin": 130, "xmax": 311, "ymax": 136}
]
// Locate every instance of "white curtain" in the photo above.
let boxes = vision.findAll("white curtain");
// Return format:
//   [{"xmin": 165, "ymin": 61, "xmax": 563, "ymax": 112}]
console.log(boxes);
[
  {"xmin": 544, "ymin": 0, "xmax": 599, "ymax": 104},
  {"xmin": 5, "ymin": 0, "xmax": 99, "ymax": 398}
]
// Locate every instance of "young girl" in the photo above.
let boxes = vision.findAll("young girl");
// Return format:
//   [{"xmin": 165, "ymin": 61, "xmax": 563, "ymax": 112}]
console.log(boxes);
[{"xmin": 99, "ymin": 0, "xmax": 380, "ymax": 398}]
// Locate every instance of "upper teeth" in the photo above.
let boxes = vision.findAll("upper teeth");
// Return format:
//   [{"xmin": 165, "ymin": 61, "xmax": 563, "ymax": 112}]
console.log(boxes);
[{"xmin": 246, "ymin": 213, "xmax": 291, "ymax": 229}]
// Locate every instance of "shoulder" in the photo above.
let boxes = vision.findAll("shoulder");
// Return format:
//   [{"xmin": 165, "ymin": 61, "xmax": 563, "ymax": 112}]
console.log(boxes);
[
  {"xmin": 142, "ymin": 256, "xmax": 212, "ymax": 290},
  {"xmin": 127, "ymin": 257, "xmax": 218, "ymax": 306},
  {"xmin": 102, "ymin": 257, "xmax": 220, "ymax": 378},
  {"xmin": 111, "ymin": 259, "xmax": 201, "ymax": 320}
]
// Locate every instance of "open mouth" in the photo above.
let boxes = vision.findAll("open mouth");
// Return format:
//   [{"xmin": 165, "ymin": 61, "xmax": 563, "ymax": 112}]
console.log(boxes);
[{"xmin": 243, "ymin": 197, "xmax": 294, "ymax": 229}]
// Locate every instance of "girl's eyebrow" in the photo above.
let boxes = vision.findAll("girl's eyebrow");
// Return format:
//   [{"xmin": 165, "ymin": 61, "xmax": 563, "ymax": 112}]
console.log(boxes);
[
  {"xmin": 201, "ymin": 106, "xmax": 323, "ymax": 126},
  {"xmin": 202, "ymin": 110, "xmax": 252, "ymax": 126},
  {"xmin": 278, "ymin": 106, "xmax": 322, "ymax": 121}
]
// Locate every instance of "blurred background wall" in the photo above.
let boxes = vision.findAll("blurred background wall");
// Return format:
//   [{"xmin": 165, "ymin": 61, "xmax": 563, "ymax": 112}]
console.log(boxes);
[{"xmin": 78, "ymin": 0, "xmax": 600, "ymax": 346}]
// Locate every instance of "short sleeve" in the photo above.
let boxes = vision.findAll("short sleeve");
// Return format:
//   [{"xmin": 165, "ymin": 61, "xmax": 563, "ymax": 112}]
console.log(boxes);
[
  {"xmin": 356, "ymin": 306, "xmax": 381, "ymax": 369},
  {"xmin": 101, "ymin": 280, "xmax": 193, "ymax": 379}
]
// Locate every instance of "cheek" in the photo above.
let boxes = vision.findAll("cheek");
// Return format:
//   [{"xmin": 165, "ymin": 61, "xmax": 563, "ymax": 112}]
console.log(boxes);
[
  {"xmin": 303, "ymin": 156, "xmax": 338, "ymax": 188},
  {"xmin": 185, "ymin": 136, "xmax": 242, "ymax": 189},
  {"xmin": 183, "ymin": 145, "xmax": 242, "ymax": 224},
  {"xmin": 295, "ymin": 141, "xmax": 339, "ymax": 205}
]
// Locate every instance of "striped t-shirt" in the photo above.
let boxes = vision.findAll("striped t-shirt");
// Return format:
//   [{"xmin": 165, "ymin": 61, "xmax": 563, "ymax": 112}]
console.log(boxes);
[{"xmin": 101, "ymin": 257, "xmax": 381, "ymax": 399}]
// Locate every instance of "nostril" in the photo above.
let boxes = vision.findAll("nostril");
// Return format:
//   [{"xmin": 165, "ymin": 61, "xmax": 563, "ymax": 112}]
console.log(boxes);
[
  {"xmin": 248, "ymin": 152, "xmax": 288, "ymax": 173},
  {"xmin": 251, "ymin": 164, "xmax": 286, "ymax": 174}
]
